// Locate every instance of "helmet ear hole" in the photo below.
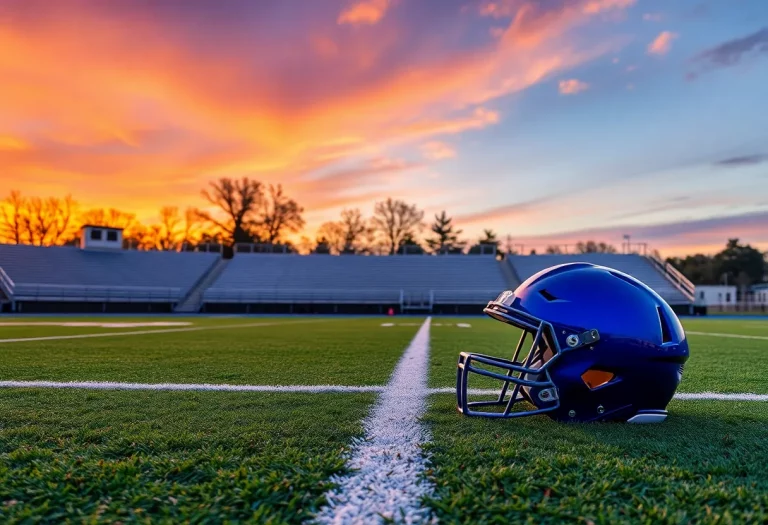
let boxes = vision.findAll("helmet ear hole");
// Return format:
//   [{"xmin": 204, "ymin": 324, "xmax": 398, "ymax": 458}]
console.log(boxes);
[{"xmin": 581, "ymin": 370, "xmax": 614, "ymax": 390}]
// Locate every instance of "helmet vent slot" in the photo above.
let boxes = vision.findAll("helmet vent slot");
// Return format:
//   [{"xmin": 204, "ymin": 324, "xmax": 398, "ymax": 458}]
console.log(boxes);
[
  {"xmin": 657, "ymin": 306, "xmax": 673, "ymax": 343},
  {"xmin": 539, "ymin": 289, "xmax": 558, "ymax": 301}
]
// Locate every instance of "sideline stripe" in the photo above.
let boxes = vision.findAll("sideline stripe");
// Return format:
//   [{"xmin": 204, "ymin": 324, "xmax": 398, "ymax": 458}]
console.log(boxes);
[
  {"xmin": 674, "ymin": 392, "xmax": 768, "ymax": 402},
  {"xmin": 0, "ymin": 381, "xmax": 385, "ymax": 393},
  {"xmin": 429, "ymin": 387, "xmax": 768, "ymax": 401},
  {"xmin": 687, "ymin": 331, "xmax": 768, "ymax": 341},
  {"xmin": 0, "ymin": 382, "xmax": 766, "ymax": 402},
  {"xmin": 0, "ymin": 320, "xmax": 328, "ymax": 344},
  {"xmin": 313, "ymin": 317, "xmax": 435, "ymax": 525}
]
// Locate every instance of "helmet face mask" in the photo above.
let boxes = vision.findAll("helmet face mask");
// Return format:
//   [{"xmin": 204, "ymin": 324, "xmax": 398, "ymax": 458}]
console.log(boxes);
[{"xmin": 456, "ymin": 263, "xmax": 689, "ymax": 423}]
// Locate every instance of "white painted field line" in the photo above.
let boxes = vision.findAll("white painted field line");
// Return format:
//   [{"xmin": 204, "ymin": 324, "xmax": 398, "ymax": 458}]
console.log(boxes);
[
  {"xmin": 1, "ymin": 382, "xmax": 766, "ymax": 402},
  {"xmin": 674, "ymin": 392, "xmax": 768, "ymax": 401},
  {"xmin": 313, "ymin": 317, "xmax": 435, "ymax": 525},
  {"xmin": 687, "ymin": 331, "xmax": 768, "ymax": 341},
  {"xmin": 0, "ymin": 322, "xmax": 192, "ymax": 328},
  {"xmin": 0, "ymin": 380, "xmax": 384, "ymax": 393},
  {"xmin": 428, "ymin": 387, "xmax": 768, "ymax": 401},
  {"xmin": 0, "ymin": 381, "xmax": 768, "ymax": 401},
  {"xmin": 0, "ymin": 319, "xmax": 328, "ymax": 344}
]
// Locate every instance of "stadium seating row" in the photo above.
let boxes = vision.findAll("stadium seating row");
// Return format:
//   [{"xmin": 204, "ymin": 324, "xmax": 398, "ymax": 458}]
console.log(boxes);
[
  {"xmin": 202, "ymin": 254, "xmax": 507, "ymax": 305},
  {"xmin": 0, "ymin": 244, "xmax": 694, "ymax": 312},
  {"xmin": 506, "ymin": 254, "xmax": 692, "ymax": 305},
  {"xmin": 0, "ymin": 244, "xmax": 218, "ymax": 303}
]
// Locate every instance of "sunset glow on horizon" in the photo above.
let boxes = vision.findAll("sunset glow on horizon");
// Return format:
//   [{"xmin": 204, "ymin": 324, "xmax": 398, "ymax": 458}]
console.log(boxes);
[{"xmin": 1, "ymin": 0, "xmax": 767, "ymax": 256}]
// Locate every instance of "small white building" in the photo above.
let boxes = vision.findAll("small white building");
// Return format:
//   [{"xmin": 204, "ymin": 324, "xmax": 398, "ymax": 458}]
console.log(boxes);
[
  {"xmin": 79, "ymin": 225, "xmax": 124, "ymax": 250},
  {"xmin": 694, "ymin": 285, "xmax": 737, "ymax": 307},
  {"xmin": 751, "ymin": 284, "xmax": 768, "ymax": 306}
]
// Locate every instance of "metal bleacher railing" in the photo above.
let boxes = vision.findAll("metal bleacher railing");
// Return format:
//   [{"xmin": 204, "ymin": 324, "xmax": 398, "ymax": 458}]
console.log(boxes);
[
  {"xmin": 646, "ymin": 253, "xmax": 695, "ymax": 303},
  {"xmin": 0, "ymin": 266, "xmax": 15, "ymax": 299},
  {"xmin": 204, "ymin": 288, "xmax": 403, "ymax": 304},
  {"xmin": 203, "ymin": 288, "xmax": 504, "ymax": 306},
  {"xmin": 11, "ymin": 283, "xmax": 182, "ymax": 303}
]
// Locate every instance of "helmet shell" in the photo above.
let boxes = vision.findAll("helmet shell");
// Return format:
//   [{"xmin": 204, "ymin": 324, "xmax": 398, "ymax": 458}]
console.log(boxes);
[{"xmin": 496, "ymin": 262, "xmax": 688, "ymax": 422}]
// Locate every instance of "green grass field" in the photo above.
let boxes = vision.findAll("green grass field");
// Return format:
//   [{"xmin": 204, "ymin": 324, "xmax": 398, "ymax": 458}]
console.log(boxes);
[{"xmin": 0, "ymin": 315, "xmax": 766, "ymax": 523}]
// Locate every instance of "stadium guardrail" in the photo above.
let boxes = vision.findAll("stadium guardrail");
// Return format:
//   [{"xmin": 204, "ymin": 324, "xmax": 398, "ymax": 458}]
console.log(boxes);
[
  {"xmin": 203, "ymin": 288, "xmax": 404, "ymax": 304},
  {"xmin": 0, "ymin": 267, "xmax": 15, "ymax": 298},
  {"xmin": 203, "ymin": 287, "xmax": 505, "ymax": 305},
  {"xmin": 646, "ymin": 254, "xmax": 696, "ymax": 303},
  {"xmin": 431, "ymin": 289, "xmax": 506, "ymax": 304},
  {"xmin": 11, "ymin": 283, "xmax": 182, "ymax": 303}
]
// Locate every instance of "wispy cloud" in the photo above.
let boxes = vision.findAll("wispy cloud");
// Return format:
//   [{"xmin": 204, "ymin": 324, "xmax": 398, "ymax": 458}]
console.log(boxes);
[
  {"xmin": 714, "ymin": 154, "xmax": 767, "ymax": 167},
  {"xmin": 692, "ymin": 27, "xmax": 768, "ymax": 70},
  {"xmin": 338, "ymin": 0, "xmax": 392, "ymax": 26},
  {"xmin": 582, "ymin": 0, "xmax": 636, "ymax": 15},
  {"xmin": 0, "ymin": 0, "xmax": 647, "ymax": 232},
  {"xmin": 648, "ymin": 31, "xmax": 678, "ymax": 55},
  {"xmin": 642, "ymin": 12, "xmax": 663, "ymax": 22},
  {"xmin": 510, "ymin": 210, "xmax": 768, "ymax": 256},
  {"xmin": 558, "ymin": 78, "xmax": 590, "ymax": 94},
  {"xmin": 0, "ymin": 135, "xmax": 30, "ymax": 151},
  {"xmin": 455, "ymin": 196, "xmax": 557, "ymax": 225},
  {"xmin": 420, "ymin": 141, "xmax": 456, "ymax": 160}
]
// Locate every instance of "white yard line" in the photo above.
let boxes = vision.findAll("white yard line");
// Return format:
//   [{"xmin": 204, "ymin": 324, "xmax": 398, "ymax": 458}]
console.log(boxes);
[
  {"xmin": 313, "ymin": 317, "xmax": 435, "ymax": 525},
  {"xmin": 687, "ymin": 331, "xmax": 768, "ymax": 341},
  {"xmin": 674, "ymin": 392, "xmax": 768, "ymax": 401},
  {"xmin": 0, "ymin": 322, "xmax": 193, "ymax": 328},
  {"xmin": 0, "ymin": 380, "xmax": 384, "ymax": 393},
  {"xmin": 1, "ymin": 382, "xmax": 766, "ymax": 402},
  {"xmin": 0, "ymin": 319, "xmax": 328, "ymax": 344},
  {"xmin": 428, "ymin": 387, "xmax": 768, "ymax": 401}
]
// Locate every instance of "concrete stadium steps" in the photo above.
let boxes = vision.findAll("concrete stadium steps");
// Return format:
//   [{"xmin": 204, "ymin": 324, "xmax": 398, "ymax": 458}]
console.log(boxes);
[
  {"xmin": 175, "ymin": 258, "xmax": 230, "ymax": 313},
  {"xmin": 506, "ymin": 254, "xmax": 692, "ymax": 305},
  {"xmin": 0, "ymin": 244, "xmax": 219, "ymax": 302},
  {"xmin": 203, "ymin": 254, "xmax": 508, "ymax": 305}
]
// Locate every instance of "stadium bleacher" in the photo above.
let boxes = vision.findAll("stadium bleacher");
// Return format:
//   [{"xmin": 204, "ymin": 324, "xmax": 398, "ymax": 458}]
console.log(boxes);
[
  {"xmin": 506, "ymin": 253, "xmax": 693, "ymax": 305},
  {"xmin": 0, "ymin": 244, "xmax": 219, "ymax": 304},
  {"xmin": 203, "ymin": 253, "xmax": 509, "ymax": 308},
  {"xmin": 0, "ymin": 243, "xmax": 695, "ymax": 313}
]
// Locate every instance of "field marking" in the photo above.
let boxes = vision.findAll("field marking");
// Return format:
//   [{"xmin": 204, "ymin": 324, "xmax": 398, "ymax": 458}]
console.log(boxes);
[
  {"xmin": 687, "ymin": 331, "xmax": 768, "ymax": 341},
  {"xmin": 428, "ymin": 387, "xmax": 768, "ymax": 401},
  {"xmin": 313, "ymin": 317, "xmax": 435, "ymax": 525},
  {"xmin": 0, "ymin": 380, "xmax": 385, "ymax": 393},
  {"xmin": 674, "ymin": 392, "xmax": 768, "ymax": 402},
  {"xmin": 383, "ymin": 322, "xmax": 471, "ymax": 328},
  {"xmin": 0, "ymin": 322, "xmax": 192, "ymax": 328},
  {"xmin": 0, "ymin": 319, "xmax": 330, "ymax": 345},
  {"xmin": 1, "ymin": 381, "xmax": 767, "ymax": 402}
]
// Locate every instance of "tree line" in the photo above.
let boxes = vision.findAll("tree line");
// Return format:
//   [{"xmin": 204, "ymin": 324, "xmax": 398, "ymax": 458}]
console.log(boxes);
[
  {"xmin": 666, "ymin": 239, "xmax": 767, "ymax": 288},
  {"xmin": 0, "ymin": 177, "xmax": 526, "ymax": 255},
  {"xmin": 1, "ymin": 178, "xmax": 765, "ymax": 286}
]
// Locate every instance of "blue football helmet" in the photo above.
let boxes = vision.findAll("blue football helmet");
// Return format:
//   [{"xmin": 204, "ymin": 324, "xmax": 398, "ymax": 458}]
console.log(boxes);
[{"xmin": 457, "ymin": 262, "xmax": 689, "ymax": 423}]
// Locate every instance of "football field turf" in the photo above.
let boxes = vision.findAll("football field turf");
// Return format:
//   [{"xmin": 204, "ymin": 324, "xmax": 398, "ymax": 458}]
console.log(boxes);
[{"xmin": 0, "ymin": 315, "xmax": 766, "ymax": 523}]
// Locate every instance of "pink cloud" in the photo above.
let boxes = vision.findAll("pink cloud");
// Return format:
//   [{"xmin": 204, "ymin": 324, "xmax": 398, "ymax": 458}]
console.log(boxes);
[
  {"xmin": 421, "ymin": 141, "xmax": 457, "ymax": 160},
  {"xmin": 338, "ymin": 0, "xmax": 391, "ymax": 26},
  {"xmin": 582, "ymin": 0, "xmax": 636, "ymax": 15},
  {"xmin": 648, "ymin": 31, "xmax": 678, "ymax": 55},
  {"xmin": 558, "ymin": 78, "xmax": 590, "ymax": 94},
  {"xmin": 0, "ymin": 0, "xmax": 638, "ymax": 231}
]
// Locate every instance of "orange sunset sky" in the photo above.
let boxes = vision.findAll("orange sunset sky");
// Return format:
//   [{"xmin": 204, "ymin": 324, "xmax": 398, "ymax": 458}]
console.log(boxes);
[{"xmin": 1, "ymin": 0, "xmax": 767, "ymax": 256}]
